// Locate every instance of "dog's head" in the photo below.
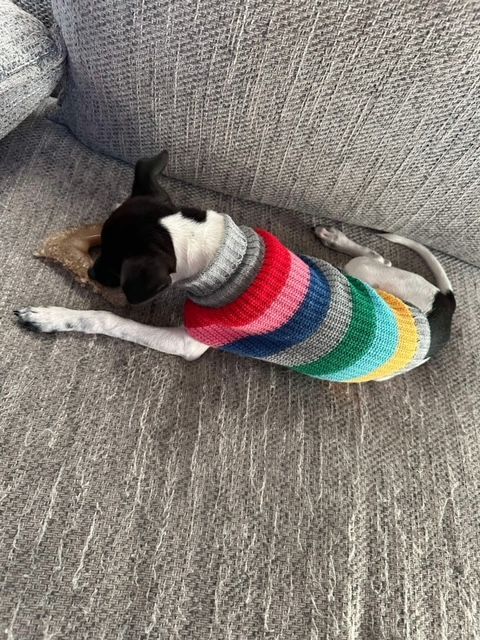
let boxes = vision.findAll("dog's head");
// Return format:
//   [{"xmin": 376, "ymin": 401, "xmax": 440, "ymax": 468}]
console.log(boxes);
[{"xmin": 89, "ymin": 151, "xmax": 178, "ymax": 305}]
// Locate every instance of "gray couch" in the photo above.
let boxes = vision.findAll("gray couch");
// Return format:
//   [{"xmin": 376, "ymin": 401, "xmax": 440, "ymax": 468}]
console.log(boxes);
[{"xmin": 1, "ymin": 1, "xmax": 479, "ymax": 638}]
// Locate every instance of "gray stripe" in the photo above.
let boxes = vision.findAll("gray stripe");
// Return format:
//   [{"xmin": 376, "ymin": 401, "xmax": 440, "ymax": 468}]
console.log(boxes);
[
  {"xmin": 397, "ymin": 306, "xmax": 431, "ymax": 374},
  {"xmin": 180, "ymin": 217, "xmax": 430, "ymax": 378},
  {"xmin": 190, "ymin": 229, "xmax": 265, "ymax": 308},
  {"xmin": 178, "ymin": 215, "xmax": 248, "ymax": 299},
  {"xmin": 265, "ymin": 259, "xmax": 353, "ymax": 368}
]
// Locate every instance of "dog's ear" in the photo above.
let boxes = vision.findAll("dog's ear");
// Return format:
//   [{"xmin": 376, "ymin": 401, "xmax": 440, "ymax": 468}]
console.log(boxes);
[
  {"xmin": 131, "ymin": 150, "xmax": 173, "ymax": 207},
  {"xmin": 121, "ymin": 254, "xmax": 172, "ymax": 305}
]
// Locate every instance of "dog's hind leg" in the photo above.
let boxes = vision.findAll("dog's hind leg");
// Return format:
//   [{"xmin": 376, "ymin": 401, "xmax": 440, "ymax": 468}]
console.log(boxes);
[
  {"xmin": 313, "ymin": 226, "xmax": 437, "ymax": 312},
  {"xmin": 313, "ymin": 226, "xmax": 392, "ymax": 266},
  {"xmin": 343, "ymin": 258, "xmax": 438, "ymax": 313}
]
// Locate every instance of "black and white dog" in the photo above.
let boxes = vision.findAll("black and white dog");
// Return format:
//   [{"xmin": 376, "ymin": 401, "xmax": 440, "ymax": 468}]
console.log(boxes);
[{"xmin": 15, "ymin": 151, "xmax": 455, "ymax": 373}]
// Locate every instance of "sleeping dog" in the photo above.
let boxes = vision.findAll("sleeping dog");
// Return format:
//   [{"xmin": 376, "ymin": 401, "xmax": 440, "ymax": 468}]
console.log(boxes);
[{"xmin": 15, "ymin": 151, "xmax": 455, "ymax": 382}]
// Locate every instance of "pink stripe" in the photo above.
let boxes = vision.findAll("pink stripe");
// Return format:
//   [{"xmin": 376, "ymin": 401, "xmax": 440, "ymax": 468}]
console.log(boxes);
[{"xmin": 190, "ymin": 254, "xmax": 310, "ymax": 347}]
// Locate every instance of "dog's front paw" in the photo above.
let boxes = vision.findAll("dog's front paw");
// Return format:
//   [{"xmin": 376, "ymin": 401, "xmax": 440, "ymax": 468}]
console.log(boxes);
[{"xmin": 14, "ymin": 307, "xmax": 78, "ymax": 334}]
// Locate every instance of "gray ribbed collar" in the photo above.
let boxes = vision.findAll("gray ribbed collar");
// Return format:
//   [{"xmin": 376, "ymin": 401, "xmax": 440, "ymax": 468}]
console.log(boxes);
[
  {"xmin": 177, "ymin": 215, "xmax": 247, "ymax": 295},
  {"xmin": 177, "ymin": 215, "xmax": 265, "ymax": 307}
]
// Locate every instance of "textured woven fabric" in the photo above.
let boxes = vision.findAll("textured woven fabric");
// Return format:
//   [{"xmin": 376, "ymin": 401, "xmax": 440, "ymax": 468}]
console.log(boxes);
[
  {"xmin": 183, "ymin": 221, "xmax": 429, "ymax": 381},
  {"xmin": 354, "ymin": 291, "xmax": 421, "ymax": 381},
  {"xmin": 50, "ymin": 0, "xmax": 480, "ymax": 266},
  {"xmin": 0, "ymin": 0, "xmax": 64, "ymax": 140},
  {"xmin": 326, "ymin": 284, "xmax": 399, "ymax": 382},
  {"xmin": 12, "ymin": 0, "xmax": 54, "ymax": 26},
  {"xmin": 1, "ymin": 108, "xmax": 480, "ymax": 639}
]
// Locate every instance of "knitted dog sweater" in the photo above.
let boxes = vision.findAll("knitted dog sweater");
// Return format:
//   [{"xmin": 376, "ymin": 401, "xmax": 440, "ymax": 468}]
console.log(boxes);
[{"xmin": 181, "ymin": 217, "xmax": 431, "ymax": 382}]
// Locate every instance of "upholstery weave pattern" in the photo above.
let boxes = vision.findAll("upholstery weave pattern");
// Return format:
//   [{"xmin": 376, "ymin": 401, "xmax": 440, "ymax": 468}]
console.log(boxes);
[
  {"xmin": 0, "ymin": 0, "xmax": 64, "ymax": 139},
  {"xmin": 1, "ymin": 107, "xmax": 480, "ymax": 639},
  {"xmin": 183, "ymin": 221, "xmax": 431, "ymax": 382},
  {"xmin": 13, "ymin": 0, "xmax": 54, "ymax": 27},
  {"xmin": 51, "ymin": 0, "xmax": 480, "ymax": 265}
]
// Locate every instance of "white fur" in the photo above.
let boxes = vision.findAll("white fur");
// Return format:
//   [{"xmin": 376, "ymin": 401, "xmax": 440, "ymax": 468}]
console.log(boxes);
[
  {"xmin": 15, "ymin": 307, "xmax": 209, "ymax": 360},
  {"xmin": 381, "ymin": 233, "xmax": 452, "ymax": 294},
  {"xmin": 344, "ymin": 258, "xmax": 438, "ymax": 313},
  {"xmin": 162, "ymin": 210, "xmax": 225, "ymax": 282},
  {"xmin": 16, "ymin": 218, "xmax": 451, "ymax": 369},
  {"xmin": 314, "ymin": 226, "xmax": 392, "ymax": 266},
  {"xmin": 314, "ymin": 226, "xmax": 444, "ymax": 314},
  {"xmin": 14, "ymin": 210, "xmax": 227, "ymax": 361}
]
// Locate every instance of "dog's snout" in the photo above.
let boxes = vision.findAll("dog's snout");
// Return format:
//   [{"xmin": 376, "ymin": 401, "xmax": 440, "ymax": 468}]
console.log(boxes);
[{"xmin": 88, "ymin": 258, "xmax": 121, "ymax": 288}]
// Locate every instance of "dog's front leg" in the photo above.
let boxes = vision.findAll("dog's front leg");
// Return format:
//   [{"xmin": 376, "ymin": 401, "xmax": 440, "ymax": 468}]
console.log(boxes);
[{"xmin": 14, "ymin": 307, "xmax": 209, "ymax": 361}]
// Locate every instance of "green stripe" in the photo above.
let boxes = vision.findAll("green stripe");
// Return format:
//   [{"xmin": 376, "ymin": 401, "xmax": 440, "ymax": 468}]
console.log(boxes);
[{"xmin": 293, "ymin": 276, "xmax": 377, "ymax": 378}]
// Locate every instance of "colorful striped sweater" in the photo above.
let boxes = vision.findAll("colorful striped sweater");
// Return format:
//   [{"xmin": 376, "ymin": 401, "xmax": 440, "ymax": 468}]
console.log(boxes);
[{"xmin": 181, "ymin": 216, "xmax": 431, "ymax": 382}]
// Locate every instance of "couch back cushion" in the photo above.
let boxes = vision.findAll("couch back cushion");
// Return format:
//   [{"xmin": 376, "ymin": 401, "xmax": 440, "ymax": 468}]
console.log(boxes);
[
  {"xmin": 13, "ymin": 0, "xmax": 54, "ymax": 26},
  {"xmin": 0, "ymin": 0, "xmax": 64, "ymax": 140},
  {"xmin": 51, "ymin": 0, "xmax": 480, "ymax": 266}
]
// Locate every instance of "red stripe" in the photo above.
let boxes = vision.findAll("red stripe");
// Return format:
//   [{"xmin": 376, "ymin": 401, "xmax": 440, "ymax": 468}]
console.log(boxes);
[
  {"xmin": 184, "ymin": 230, "xmax": 292, "ymax": 329},
  {"xmin": 187, "ymin": 254, "xmax": 310, "ymax": 347}
]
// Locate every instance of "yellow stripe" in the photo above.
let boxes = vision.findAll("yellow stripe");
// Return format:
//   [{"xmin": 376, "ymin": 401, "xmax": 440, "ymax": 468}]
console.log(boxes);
[{"xmin": 351, "ymin": 291, "xmax": 419, "ymax": 382}]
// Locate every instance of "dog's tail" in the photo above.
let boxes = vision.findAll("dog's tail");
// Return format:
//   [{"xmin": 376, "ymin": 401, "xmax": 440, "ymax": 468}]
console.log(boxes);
[
  {"xmin": 380, "ymin": 233, "xmax": 453, "ymax": 294},
  {"xmin": 381, "ymin": 232, "xmax": 455, "ymax": 358}
]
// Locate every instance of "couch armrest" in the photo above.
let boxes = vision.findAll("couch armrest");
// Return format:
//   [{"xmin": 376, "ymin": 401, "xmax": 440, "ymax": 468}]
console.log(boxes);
[{"xmin": 0, "ymin": 0, "xmax": 65, "ymax": 140}]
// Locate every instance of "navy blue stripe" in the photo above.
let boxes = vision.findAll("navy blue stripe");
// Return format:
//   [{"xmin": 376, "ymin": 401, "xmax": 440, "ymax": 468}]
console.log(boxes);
[{"xmin": 221, "ymin": 256, "xmax": 331, "ymax": 358}]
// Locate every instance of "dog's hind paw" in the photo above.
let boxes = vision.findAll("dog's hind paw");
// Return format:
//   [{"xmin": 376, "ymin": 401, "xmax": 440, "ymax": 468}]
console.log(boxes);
[{"xmin": 313, "ymin": 226, "xmax": 345, "ymax": 249}]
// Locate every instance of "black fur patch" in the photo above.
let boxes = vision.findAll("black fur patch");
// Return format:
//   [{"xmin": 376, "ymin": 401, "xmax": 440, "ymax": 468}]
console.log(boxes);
[
  {"xmin": 89, "ymin": 195, "xmax": 177, "ymax": 304},
  {"xmin": 426, "ymin": 291, "xmax": 456, "ymax": 358},
  {"xmin": 181, "ymin": 207, "xmax": 207, "ymax": 222}
]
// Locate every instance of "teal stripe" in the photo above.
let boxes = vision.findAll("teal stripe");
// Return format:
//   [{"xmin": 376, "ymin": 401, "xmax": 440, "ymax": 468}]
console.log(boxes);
[
  {"xmin": 326, "ymin": 284, "xmax": 399, "ymax": 382},
  {"xmin": 293, "ymin": 276, "xmax": 377, "ymax": 378}
]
